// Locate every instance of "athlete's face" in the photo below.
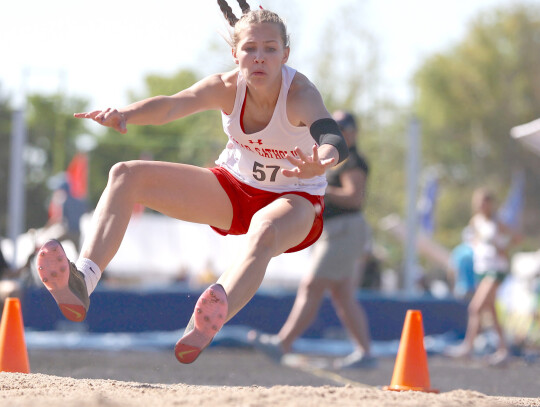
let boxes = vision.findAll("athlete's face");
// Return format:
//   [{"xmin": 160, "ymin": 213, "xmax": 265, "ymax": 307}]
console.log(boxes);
[
  {"xmin": 480, "ymin": 195, "xmax": 496, "ymax": 216},
  {"xmin": 233, "ymin": 22, "xmax": 290, "ymax": 86}
]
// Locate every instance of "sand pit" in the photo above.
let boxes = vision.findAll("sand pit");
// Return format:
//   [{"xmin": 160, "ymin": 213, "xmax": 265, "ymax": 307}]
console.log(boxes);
[
  {"xmin": 1, "ymin": 372, "xmax": 538, "ymax": 407},
  {"xmin": 1, "ymin": 348, "xmax": 539, "ymax": 406}
]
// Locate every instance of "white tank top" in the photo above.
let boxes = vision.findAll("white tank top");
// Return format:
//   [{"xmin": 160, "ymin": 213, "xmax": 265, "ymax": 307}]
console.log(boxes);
[
  {"xmin": 471, "ymin": 215, "xmax": 510, "ymax": 273},
  {"xmin": 215, "ymin": 65, "xmax": 327, "ymax": 195}
]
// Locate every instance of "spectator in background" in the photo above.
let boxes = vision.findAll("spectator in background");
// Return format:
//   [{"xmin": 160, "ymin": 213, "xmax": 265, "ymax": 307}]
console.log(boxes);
[
  {"xmin": 45, "ymin": 179, "xmax": 88, "ymax": 250},
  {"xmin": 449, "ymin": 226, "xmax": 476, "ymax": 300},
  {"xmin": 446, "ymin": 188, "xmax": 521, "ymax": 366},
  {"xmin": 251, "ymin": 111, "xmax": 376, "ymax": 369}
]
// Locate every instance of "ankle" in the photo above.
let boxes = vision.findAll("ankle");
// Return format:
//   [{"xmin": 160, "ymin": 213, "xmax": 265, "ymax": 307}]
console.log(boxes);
[
  {"xmin": 75, "ymin": 258, "xmax": 102, "ymax": 295},
  {"xmin": 277, "ymin": 337, "xmax": 291, "ymax": 353}
]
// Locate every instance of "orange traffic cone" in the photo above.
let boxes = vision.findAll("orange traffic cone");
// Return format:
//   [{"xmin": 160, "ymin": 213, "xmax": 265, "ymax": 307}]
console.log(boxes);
[
  {"xmin": 383, "ymin": 309, "xmax": 437, "ymax": 393},
  {"xmin": 0, "ymin": 297, "xmax": 30, "ymax": 373}
]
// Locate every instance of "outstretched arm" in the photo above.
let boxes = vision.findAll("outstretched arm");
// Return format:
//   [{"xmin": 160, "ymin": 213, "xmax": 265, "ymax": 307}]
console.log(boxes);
[{"xmin": 74, "ymin": 73, "xmax": 233, "ymax": 133}]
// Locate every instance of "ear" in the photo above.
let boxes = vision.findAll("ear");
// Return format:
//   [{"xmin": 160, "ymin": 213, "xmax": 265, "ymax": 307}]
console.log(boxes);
[
  {"xmin": 282, "ymin": 47, "xmax": 290, "ymax": 64},
  {"xmin": 232, "ymin": 48, "xmax": 239, "ymax": 65}
]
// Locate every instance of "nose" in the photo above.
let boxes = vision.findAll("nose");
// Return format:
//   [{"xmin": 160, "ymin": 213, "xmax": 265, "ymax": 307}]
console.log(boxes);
[{"xmin": 254, "ymin": 52, "xmax": 264, "ymax": 63}]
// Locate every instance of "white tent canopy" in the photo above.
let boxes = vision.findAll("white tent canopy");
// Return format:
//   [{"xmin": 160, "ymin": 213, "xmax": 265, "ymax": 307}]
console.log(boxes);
[{"xmin": 511, "ymin": 117, "xmax": 540, "ymax": 157}]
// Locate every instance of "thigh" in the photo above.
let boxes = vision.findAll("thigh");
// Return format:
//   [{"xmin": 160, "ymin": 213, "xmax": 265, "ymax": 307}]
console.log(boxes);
[
  {"xmin": 250, "ymin": 194, "xmax": 316, "ymax": 256},
  {"xmin": 470, "ymin": 277, "xmax": 499, "ymax": 311},
  {"xmin": 329, "ymin": 275, "xmax": 356, "ymax": 301},
  {"xmin": 127, "ymin": 161, "xmax": 233, "ymax": 230}
]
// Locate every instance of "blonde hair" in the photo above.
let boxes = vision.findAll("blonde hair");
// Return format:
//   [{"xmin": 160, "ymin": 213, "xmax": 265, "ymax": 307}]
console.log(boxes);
[{"xmin": 216, "ymin": 0, "xmax": 290, "ymax": 48}]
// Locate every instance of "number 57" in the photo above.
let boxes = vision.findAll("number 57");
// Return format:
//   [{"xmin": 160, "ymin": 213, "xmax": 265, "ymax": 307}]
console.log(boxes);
[{"xmin": 252, "ymin": 161, "xmax": 280, "ymax": 182}]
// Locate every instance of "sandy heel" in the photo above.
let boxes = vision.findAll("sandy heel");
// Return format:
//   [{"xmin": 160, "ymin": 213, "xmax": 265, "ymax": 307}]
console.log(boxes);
[
  {"xmin": 36, "ymin": 240, "xmax": 88, "ymax": 322},
  {"xmin": 175, "ymin": 284, "xmax": 228, "ymax": 364}
]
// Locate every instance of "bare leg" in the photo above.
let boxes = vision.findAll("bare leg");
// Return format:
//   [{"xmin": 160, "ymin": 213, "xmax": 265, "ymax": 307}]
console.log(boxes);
[
  {"xmin": 278, "ymin": 276, "xmax": 328, "ymax": 353},
  {"xmin": 176, "ymin": 193, "xmax": 316, "ymax": 365},
  {"xmin": 79, "ymin": 160, "xmax": 233, "ymax": 271},
  {"xmin": 330, "ymin": 277, "xmax": 372, "ymax": 355},
  {"xmin": 484, "ymin": 281, "xmax": 507, "ymax": 352},
  {"xmin": 217, "ymin": 194, "xmax": 316, "ymax": 321},
  {"xmin": 457, "ymin": 277, "xmax": 499, "ymax": 355}
]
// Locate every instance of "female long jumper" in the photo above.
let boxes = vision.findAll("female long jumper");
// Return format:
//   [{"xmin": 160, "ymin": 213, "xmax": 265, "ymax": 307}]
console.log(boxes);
[{"xmin": 36, "ymin": 2, "xmax": 348, "ymax": 364}]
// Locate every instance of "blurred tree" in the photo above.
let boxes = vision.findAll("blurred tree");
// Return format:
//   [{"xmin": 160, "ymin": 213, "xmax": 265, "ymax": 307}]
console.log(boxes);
[
  {"xmin": 305, "ymin": 2, "xmax": 409, "ymax": 266},
  {"xmin": 24, "ymin": 94, "xmax": 89, "ymax": 229},
  {"xmin": 0, "ymin": 87, "xmax": 13, "ymax": 237},
  {"xmin": 87, "ymin": 69, "xmax": 225, "ymax": 207},
  {"xmin": 414, "ymin": 3, "xmax": 540, "ymax": 247},
  {"xmin": 0, "ymin": 91, "xmax": 90, "ymax": 234}
]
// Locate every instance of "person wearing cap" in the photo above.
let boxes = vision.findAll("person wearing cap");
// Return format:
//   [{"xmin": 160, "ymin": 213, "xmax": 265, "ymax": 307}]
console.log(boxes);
[{"xmin": 251, "ymin": 110, "xmax": 376, "ymax": 369}]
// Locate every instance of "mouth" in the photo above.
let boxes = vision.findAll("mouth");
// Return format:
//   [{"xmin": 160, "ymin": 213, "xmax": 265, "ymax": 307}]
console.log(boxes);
[{"xmin": 252, "ymin": 70, "xmax": 266, "ymax": 76}]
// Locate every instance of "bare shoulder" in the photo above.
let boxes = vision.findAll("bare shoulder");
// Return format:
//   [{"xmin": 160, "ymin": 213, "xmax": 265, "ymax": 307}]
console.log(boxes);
[
  {"xmin": 178, "ymin": 69, "xmax": 238, "ymax": 112},
  {"xmin": 287, "ymin": 71, "xmax": 330, "ymax": 127},
  {"xmin": 194, "ymin": 69, "xmax": 238, "ymax": 92},
  {"xmin": 288, "ymin": 71, "xmax": 320, "ymax": 100},
  {"xmin": 217, "ymin": 69, "xmax": 239, "ymax": 114},
  {"xmin": 220, "ymin": 69, "xmax": 239, "ymax": 88}
]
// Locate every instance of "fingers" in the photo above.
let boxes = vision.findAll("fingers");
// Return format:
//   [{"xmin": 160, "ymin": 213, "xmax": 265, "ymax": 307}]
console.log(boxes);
[
  {"xmin": 283, "ymin": 144, "xmax": 332, "ymax": 178},
  {"xmin": 286, "ymin": 145, "xmax": 320, "ymax": 166},
  {"xmin": 73, "ymin": 108, "xmax": 127, "ymax": 134},
  {"xmin": 73, "ymin": 110, "xmax": 102, "ymax": 119},
  {"xmin": 320, "ymin": 157, "xmax": 335, "ymax": 167},
  {"xmin": 294, "ymin": 146, "xmax": 312, "ymax": 163},
  {"xmin": 311, "ymin": 144, "xmax": 319, "ymax": 162},
  {"xmin": 94, "ymin": 107, "xmax": 112, "ymax": 123},
  {"xmin": 285, "ymin": 154, "xmax": 302, "ymax": 167},
  {"xmin": 281, "ymin": 167, "xmax": 300, "ymax": 178}
]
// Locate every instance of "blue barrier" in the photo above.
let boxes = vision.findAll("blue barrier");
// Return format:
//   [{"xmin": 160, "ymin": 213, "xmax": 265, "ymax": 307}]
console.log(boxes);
[{"xmin": 20, "ymin": 284, "xmax": 467, "ymax": 341}]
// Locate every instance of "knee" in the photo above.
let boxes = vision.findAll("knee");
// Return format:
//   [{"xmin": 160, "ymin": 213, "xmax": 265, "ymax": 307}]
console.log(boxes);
[
  {"xmin": 108, "ymin": 161, "xmax": 139, "ymax": 188},
  {"xmin": 468, "ymin": 301, "xmax": 482, "ymax": 316},
  {"xmin": 109, "ymin": 161, "xmax": 130, "ymax": 181},
  {"xmin": 299, "ymin": 278, "xmax": 327, "ymax": 302},
  {"xmin": 330, "ymin": 286, "xmax": 349, "ymax": 309},
  {"xmin": 246, "ymin": 219, "xmax": 278, "ymax": 256}
]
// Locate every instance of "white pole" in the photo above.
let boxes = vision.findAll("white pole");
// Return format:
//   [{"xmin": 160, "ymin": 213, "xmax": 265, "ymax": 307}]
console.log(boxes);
[
  {"xmin": 7, "ymin": 109, "xmax": 27, "ymax": 268},
  {"xmin": 404, "ymin": 116, "xmax": 421, "ymax": 293}
]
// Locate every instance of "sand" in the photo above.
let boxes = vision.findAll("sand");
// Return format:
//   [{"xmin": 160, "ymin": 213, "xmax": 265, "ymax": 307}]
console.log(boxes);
[{"xmin": 1, "ymin": 348, "xmax": 540, "ymax": 406}]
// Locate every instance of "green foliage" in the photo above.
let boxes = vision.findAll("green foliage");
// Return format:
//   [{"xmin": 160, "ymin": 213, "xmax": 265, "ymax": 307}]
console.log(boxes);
[
  {"xmin": 0, "ymin": 88, "xmax": 13, "ymax": 236},
  {"xmin": 304, "ymin": 3, "xmax": 409, "ymax": 266},
  {"xmin": 0, "ymin": 91, "xmax": 90, "ymax": 234},
  {"xmin": 414, "ymin": 3, "xmax": 540, "ymax": 247},
  {"xmin": 24, "ymin": 94, "xmax": 89, "ymax": 229},
  {"xmin": 4, "ymin": 1, "xmax": 539, "ymax": 275},
  {"xmin": 87, "ymin": 69, "xmax": 225, "ymax": 206}
]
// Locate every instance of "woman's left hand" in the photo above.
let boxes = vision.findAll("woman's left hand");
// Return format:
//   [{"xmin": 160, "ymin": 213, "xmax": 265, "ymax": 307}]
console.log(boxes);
[{"xmin": 282, "ymin": 145, "xmax": 336, "ymax": 179}]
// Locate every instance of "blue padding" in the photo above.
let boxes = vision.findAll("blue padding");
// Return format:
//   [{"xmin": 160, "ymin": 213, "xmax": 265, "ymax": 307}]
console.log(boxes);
[{"xmin": 20, "ymin": 285, "xmax": 468, "ymax": 341}]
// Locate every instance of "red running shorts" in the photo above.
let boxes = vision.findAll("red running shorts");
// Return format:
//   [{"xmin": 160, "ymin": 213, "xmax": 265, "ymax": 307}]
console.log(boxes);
[{"xmin": 209, "ymin": 166, "xmax": 324, "ymax": 253}]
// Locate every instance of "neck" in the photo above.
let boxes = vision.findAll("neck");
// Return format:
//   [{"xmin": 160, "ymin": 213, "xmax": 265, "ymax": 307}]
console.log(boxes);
[{"xmin": 245, "ymin": 70, "xmax": 282, "ymax": 108}]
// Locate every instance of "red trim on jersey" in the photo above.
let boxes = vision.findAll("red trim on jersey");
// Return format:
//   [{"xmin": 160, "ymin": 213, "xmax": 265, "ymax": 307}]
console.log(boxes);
[
  {"xmin": 239, "ymin": 94, "xmax": 247, "ymax": 133},
  {"xmin": 209, "ymin": 166, "xmax": 324, "ymax": 253}
]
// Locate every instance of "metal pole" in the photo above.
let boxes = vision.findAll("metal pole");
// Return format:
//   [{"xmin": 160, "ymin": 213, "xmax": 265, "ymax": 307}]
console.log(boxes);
[
  {"xmin": 7, "ymin": 109, "xmax": 27, "ymax": 268},
  {"xmin": 404, "ymin": 116, "xmax": 421, "ymax": 294}
]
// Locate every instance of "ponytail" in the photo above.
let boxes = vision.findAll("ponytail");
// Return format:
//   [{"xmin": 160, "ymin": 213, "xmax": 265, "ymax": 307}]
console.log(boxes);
[
  {"xmin": 217, "ymin": 0, "xmax": 239, "ymax": 26},
  {"xmin": 216, "ymin": 1, "xmax": 289, "ymax": 49},
  {"xmin": 217, "ymin": 0, "xmax": 252, "ymax": 27},
  {"xmin": 237, "ymin": 0, "xmax": 251, "ymax": 14}
]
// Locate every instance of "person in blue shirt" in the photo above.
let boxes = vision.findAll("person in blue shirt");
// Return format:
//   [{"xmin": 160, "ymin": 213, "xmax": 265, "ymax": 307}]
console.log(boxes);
[{"xmin": 450, "ymin": 227, "xmax": 476, "ymax": 300}]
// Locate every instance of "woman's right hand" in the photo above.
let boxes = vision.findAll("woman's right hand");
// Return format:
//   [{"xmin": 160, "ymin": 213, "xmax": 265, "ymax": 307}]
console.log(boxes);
[{"xmin": 74, "ymin": 108, "xmax": 127, "ymax": 134}]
